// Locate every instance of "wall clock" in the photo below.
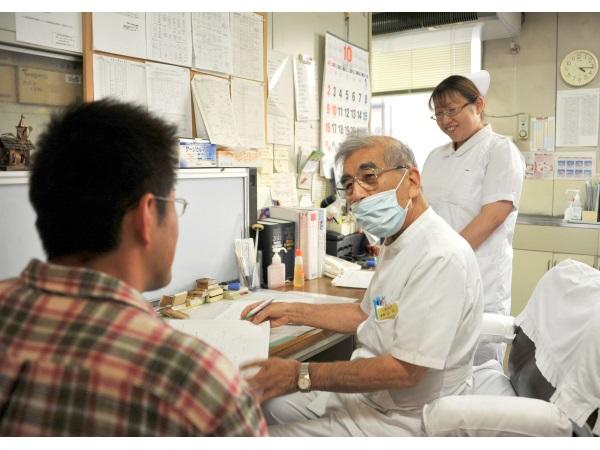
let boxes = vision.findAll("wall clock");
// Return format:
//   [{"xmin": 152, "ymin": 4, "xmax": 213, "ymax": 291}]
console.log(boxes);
[{"xmin": 560, "ymin": 49, "xmax": 598, "ymax": 87}]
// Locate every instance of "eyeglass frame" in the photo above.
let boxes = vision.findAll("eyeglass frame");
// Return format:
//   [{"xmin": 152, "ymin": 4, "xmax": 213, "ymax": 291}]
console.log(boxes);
[
  {"xmin": 337, "ymin": 164, "xmax": 408, "ymax": 197},
  {"xmin": 154, "ymin": 195, "xmax": 189, "ymax": 217},
  {"xmin": 430, "ymin": 101, "xmax": 473, "ymax": 121}
]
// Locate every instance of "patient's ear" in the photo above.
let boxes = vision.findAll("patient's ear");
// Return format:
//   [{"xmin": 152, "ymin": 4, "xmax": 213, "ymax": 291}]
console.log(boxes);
[{"xmin": 131, "ymin": 193, "xmax": 156, "ymax": 246}]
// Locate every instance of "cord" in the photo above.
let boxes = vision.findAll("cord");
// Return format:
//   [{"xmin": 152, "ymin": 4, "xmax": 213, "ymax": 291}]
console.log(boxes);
[{"xmin": 486, "ymin": 112, "xmax": 527, "ymax": 118}]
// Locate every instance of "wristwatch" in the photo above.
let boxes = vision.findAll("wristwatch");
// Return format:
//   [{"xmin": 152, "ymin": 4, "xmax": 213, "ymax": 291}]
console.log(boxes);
[{"xmin": 297, "ymin": 362, "xmax": 311, "ymax": 392}]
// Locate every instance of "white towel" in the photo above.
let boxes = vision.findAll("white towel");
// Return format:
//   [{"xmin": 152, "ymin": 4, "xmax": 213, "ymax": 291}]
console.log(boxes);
[
  {"xmin": 515, "ymin": 259, "xmax": 600, "ymax": 387},
  {"xmin": 515, "ymin": 259, "xmax": 600, "ymax": 431},
  {"xmin": 550, "ymin": 305, "xmax": 600, "ymax": 433}
]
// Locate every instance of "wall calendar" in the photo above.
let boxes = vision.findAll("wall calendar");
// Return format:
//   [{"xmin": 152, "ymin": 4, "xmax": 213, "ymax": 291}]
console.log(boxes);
[{"xmin": 320, "ymin": 32, "xmax": 370, "ymax": 178}]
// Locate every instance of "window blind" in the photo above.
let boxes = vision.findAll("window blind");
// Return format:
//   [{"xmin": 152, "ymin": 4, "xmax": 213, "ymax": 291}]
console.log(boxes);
[{"xmin": 372, "ymin": 42, "xmax": 471, "ymax": 93}]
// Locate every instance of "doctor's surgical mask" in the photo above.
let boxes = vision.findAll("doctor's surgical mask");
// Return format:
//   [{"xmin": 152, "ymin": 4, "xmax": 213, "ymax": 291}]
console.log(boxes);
[
  {"xmin": 337, "ymin": 164, "xmax": 407, "ymax": 197},
  {"xmin": 350, "ymin": 169, "xmax": 412, "ymax": 240}
]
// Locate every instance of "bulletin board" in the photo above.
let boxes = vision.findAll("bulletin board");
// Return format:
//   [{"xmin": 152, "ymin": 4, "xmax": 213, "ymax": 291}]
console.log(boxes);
[{"xmin": 81, "ymin": 12, "xmax": 268, "ymax": 148}]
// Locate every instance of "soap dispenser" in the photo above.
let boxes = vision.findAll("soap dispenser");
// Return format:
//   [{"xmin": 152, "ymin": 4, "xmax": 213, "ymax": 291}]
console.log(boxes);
[
  {"xmin": 572, "ymin": 190, "xmax": 582, "ymax": 221},
  {"xmin": 563, "ymin": 199, "xmax": 573, "ymax": 221},
  {"xmin": 267, "ymin": 248, "xmax": 286, "ymax": 289},
  {"xmin": 564, "ymin": 189, "xmax": 582, "ymax": 221}
]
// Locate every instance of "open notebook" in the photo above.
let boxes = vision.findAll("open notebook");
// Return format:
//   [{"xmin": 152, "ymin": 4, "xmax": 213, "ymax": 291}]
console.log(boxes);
[
  {"xmin": 168, "ymin": 320, "xmax": 270, "ymax": 369},
  {"xmin": 166, "ymin": 289, "xmax": 357, "ymax": 365}
]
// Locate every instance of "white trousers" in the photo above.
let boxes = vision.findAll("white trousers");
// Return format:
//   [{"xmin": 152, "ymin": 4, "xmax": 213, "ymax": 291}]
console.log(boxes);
[
  {"xmin": 264, "ymin": 391, "xmax": 423, "ymax": 437},
  {"xmin": 474, "ymin": 342, "xmax": 507, "ymax": 366}
]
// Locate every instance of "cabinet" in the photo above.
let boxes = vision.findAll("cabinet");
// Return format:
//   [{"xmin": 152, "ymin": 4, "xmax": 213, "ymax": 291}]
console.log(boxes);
[{"xmin": 511, "ymin": 224, "xmax": 599, "ymax": 317}]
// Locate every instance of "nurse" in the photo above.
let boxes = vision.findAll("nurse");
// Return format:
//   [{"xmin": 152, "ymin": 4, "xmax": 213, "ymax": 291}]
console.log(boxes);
[{"xmin": 421, "ymin": 71, "xmax": 525, "ymax": 365}]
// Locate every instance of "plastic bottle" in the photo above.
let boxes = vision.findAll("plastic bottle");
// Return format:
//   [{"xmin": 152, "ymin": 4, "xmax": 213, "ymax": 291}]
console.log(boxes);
[
  {"xmin": 572, "ymin": 191, "xmax": 582, "ymax": 221},
  {"xmin": 564, "ymin": 189, "xmax": 582, "ymax": 221},
  {"xmin": 293, "ymin": 248, "xmax": 304, "ymax": 288},
  {"xmin": 563, "ymin": 200, "xmax": 573, "ymax": 221},
  {"xmin": 267, "ymin": 248, "xmax": 286, "ymax": 289}
]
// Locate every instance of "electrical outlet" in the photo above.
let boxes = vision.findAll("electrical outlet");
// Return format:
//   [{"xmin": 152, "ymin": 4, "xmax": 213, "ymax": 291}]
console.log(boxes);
[{"xmin": 517, "ymin": 114, "xmax": 529, "ymax": 140}]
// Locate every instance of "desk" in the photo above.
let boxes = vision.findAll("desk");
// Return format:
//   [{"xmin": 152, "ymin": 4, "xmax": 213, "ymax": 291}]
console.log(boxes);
[{"xmin": 268, "ymin": 277, "xmax": 365, "ymax": 361}]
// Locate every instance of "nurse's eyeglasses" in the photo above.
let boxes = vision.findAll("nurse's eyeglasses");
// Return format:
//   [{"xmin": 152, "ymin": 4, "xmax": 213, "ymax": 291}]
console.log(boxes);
[
  {"xmin": 430, "ymin": 102, "xmax": 473, "ymax": 121},
  {"xmin": 337, "ymin": 165, "xmax": 407, "ymax": 197}
]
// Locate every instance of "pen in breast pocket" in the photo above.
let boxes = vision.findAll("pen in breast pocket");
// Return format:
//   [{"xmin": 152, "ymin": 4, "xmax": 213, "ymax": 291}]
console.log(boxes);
[{"xmin": 372, "ymin": 296, "xmax": 380, "ymax": 310}]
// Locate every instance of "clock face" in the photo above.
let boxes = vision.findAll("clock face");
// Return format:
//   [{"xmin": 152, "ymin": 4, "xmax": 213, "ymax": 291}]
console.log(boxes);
[{"xmin": 560, "ymin": 49, "xmax": 599, "ymax": 87}]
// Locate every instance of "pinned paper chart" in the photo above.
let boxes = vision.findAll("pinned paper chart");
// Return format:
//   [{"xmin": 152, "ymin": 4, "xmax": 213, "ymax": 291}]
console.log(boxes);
[
  {"xmin": 93, "ymin": 55, "xmax": 147, "ymax": 107},
  {"xmin": 231, "ymin": 12, "xmax": 264, "ymax": 82},
  {"xmin": 268, "ymin": 50, "xmax": 294, "ymax": 146},
  {"xmin": 191, "ymin": 74, "xmax": 239, "ymax": 147},
  {"xmin": 191, "ymin": 12, "xmax": 232, "ymax": 75},
  {"xmin": 146, "ymin": 12, "xmax": 192, "ymax": 67},
  {"xmin": 146, "ymin": 62, "xmax": 192, "ymax": 138}
]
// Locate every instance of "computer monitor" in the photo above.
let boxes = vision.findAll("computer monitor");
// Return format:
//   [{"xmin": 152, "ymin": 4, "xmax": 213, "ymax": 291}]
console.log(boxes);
[{"xmin": 0, "ymin": 167, "xmax": 256, "ymax": 302}]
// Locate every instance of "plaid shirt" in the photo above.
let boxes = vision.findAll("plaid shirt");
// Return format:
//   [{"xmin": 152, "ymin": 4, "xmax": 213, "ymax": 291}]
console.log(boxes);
[{"xmin": 0, "ymin": 259, "xmax": 267, "ymax": 436}]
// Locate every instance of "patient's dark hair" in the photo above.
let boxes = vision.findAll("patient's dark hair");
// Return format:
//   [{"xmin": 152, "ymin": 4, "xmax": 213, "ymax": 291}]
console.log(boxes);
[{"xmin": 30, "ymin": 99, "xmax": 178, "ymax": 260}]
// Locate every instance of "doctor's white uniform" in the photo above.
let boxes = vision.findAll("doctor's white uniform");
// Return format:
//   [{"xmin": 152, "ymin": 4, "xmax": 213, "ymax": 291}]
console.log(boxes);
[
  {"xmin": 422, "ymin": 124, "xmax": 524, "ymax": 364},
  {"xmin": 265, "ymin": 207, "xmax": 483, "ymax": 436}
]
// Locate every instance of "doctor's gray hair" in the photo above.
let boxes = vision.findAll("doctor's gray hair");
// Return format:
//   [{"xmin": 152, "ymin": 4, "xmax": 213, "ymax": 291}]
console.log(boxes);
[{"xmin": 335, "ymin": 135, "xmax": 417, "ymax": 170}]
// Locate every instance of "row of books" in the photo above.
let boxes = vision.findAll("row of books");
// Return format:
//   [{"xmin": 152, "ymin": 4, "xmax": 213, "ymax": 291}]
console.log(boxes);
[{"xmin": 253, "ymin": 206, "xmax": 326, "ymax": 285}]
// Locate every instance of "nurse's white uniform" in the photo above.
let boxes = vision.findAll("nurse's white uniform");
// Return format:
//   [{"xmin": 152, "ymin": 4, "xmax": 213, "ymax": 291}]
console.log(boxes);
[
  {"xmin": 422, "ymin": 124, "xmax": 524, "ymax": 364},
  {"xmin": 265, "ymin": 207, "xmax": 483, "ymax": 436}
]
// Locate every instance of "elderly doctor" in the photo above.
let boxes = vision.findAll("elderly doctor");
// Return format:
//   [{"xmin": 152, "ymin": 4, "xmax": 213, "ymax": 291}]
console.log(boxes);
[
  {"xmin": 421, "ymin": 72, "xmax": 525, "ymax": 365},
  {"xmin": 241, "ymin": 136, "xmax": 483, "ymax": 437}
]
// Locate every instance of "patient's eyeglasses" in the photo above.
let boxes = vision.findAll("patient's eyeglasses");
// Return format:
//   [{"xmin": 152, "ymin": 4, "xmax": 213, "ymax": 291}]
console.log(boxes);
[{"xmin": 155, "ymin": 196, "xmax": 189, "ymax": 217}]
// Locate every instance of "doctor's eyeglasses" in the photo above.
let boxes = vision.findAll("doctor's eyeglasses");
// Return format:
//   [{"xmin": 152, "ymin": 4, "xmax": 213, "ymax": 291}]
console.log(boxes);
[
  {"xmin": 154, "ymin": 196, "xmax": 189, "ymax": 217},
  {"xmin": 337, "ymin": 165, "xmax": 407, "ymax": 197},
  {"xmin": 430, "ymin": 102, "xmax": 473, "ymax": 121}
]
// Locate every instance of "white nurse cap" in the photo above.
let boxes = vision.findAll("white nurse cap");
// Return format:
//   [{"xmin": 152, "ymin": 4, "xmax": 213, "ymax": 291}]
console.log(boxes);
[{"xmin": 466, "ymin": 70, "xmax": 490, "ymax": 96}]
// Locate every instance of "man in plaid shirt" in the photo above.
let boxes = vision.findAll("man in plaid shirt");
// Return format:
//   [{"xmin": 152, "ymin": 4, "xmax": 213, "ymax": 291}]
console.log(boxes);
[{"xmin": 0, "ymin": 100, "xmax": 267, "ymax": 436}]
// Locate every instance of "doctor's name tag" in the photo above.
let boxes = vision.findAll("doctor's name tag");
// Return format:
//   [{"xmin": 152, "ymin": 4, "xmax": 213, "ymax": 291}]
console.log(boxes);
[{"xmin": 375, "ymin": 303, "xmax": 398, "ymax": 321}]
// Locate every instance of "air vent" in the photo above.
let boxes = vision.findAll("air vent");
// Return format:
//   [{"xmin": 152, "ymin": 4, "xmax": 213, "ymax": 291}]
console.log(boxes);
[{"xmin": 372, "ymin": 12, "xmax": 487, "ymax": 36}]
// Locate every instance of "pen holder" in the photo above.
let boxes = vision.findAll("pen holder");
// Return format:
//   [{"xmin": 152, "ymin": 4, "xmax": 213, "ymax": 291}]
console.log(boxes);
[
  {"xmin": 251, "ymin": 262, "xmax": 261, "ymax": 290},
  {"xmin": 235, "ymin": 253, "xmax": 251, "ymax": 290},
  {"xmin": 236, "ymin": 258, "xmax": 260, "ymax": 291}
]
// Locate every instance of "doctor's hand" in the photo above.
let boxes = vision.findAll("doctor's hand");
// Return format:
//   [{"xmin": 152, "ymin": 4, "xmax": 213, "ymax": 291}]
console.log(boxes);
[
  {"xmin": 241, "ymin": 357, "xmax": 300, "ymax": 403},
  {"xmin": 240, "ymin": 302, "xmax": 292, "ymax": 328}
]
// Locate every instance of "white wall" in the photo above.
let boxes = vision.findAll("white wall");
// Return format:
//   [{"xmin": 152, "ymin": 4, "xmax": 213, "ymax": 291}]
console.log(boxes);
[{"xmin": 485, "ymin": 13, "xmax": 600, "ymax": 215}]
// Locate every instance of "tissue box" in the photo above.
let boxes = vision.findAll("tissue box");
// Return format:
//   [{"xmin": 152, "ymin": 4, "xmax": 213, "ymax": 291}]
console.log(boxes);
[{"xmin": 179, "ymin": 138, "xmax": 216, "ymax": 168}]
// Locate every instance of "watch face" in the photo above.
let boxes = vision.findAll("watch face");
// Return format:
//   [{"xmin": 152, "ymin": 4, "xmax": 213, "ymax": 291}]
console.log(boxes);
[
  {"xmin": 298, "ymin": 377, "xmax": 310, "ymax": 391},
  {"xmin": 560, "ymin": 50, "xmax": 599, "ymax": 87}
]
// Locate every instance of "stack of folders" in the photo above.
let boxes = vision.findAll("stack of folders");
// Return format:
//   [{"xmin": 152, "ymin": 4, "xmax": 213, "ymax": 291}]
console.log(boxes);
[{"xmin": 269, "ymin": 206, "xmax": 326, "ymax": 280}]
